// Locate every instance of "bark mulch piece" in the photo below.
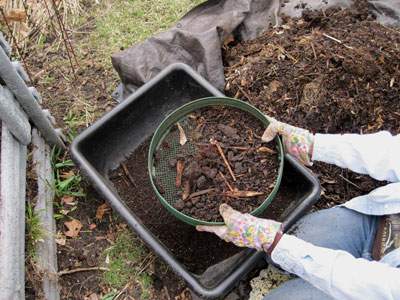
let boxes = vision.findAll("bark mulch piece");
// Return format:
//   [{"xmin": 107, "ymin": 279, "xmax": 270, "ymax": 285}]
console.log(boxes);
[{"xmin": 223, "ymin": 0, "xmax": 400, "ymax": 209}]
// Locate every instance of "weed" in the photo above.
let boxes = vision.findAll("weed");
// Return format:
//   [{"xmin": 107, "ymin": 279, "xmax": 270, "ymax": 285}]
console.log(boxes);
[
  {"xmin": 26, "ymin": 203, "xmax": 44, "ymax": 259},
  {"xmin": 102, "ymin": 229, "xmax": 153, "ymax": 296},
  {"xmin": 51, "ymin": 147, "xmax": 85, "ymax": 199}
]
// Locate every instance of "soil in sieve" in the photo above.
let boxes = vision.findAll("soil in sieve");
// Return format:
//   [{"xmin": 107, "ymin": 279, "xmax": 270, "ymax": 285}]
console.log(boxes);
[{"xmin": 154, "ymin": 106, "xmax": 279, "ymax": 222}]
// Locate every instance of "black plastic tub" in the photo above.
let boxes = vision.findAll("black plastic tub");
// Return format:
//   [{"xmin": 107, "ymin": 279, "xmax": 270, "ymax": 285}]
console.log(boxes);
[{"xmin": 71, "ymin": 63, "xmax": 320, "ymax": 299}]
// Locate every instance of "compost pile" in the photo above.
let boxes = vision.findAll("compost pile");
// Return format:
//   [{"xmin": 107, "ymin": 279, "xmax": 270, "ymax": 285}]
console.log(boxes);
[
  {"xmin": 156, "ymin": 106, "xmax": 279, "ymax": 222},
  {"xmin": 224, "ymin": 0, "xmax": 400, "ymax": 207}
]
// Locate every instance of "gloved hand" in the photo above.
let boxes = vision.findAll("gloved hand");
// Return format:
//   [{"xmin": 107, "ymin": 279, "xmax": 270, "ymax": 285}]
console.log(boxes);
[
  {"xmin": 262, "ymin": 117, "xmax": 314, "ymax": 166},
  {"xmin": 197, "ymin": 204, "xmax": 283, "ymax": 252}
]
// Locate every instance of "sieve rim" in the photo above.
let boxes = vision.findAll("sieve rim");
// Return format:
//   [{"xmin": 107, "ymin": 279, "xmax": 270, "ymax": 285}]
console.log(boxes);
[{"xmin": 148, "ymin": 97, "xmax": 284, "ymax": 226}]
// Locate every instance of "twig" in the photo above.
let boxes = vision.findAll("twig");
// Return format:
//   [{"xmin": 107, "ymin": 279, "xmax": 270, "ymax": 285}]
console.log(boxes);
[
  {"xmin": 58, "ymin": 266, "xmax": 109, "ymax": 276},
  {"xmin": 223, "ymin": 190, "xmax": 265, "ymax": 198},
  {"xmin": 237, "ymin": 85, "xmax": 252, "ymax": 101},
  {"xmin": 121, "ymin": 162, "xmax": 137, "ymax": 188},
  {"xmin": 49, "ymin": 0, "xmax": 77, "ymax": 79},
  {"xmin": 311, "ymin": 42, "xmax": 317, "ymax": 60},
  {"xmin": 322, "ymin": 33, "xmax": 354, "ymax": 50},
  {"xmin": 189, "ymin": 188, "xmax": 215, "ymax": 199},
  {"xmin": 339, "ymin": 174, "xmax": 362, "ymax": 190},
  {"xmin": 210, "ymin": 139, "xmax": 236, "ymax": 181},
  {"xmin": 51, "ymin": 0, "xmax": 79, "ymax": 65},
  {"xmin": 163, "ymin": 287, "xmax": 171, "ymax": 300},
  {"xmin": 219, "ymin": 171, "xmax": 234, "ymax": 192}
]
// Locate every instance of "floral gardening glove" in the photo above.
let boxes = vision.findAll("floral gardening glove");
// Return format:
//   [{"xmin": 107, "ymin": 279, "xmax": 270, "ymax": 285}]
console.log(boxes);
[
  {"xmin": 262, "ymin": 117, "xmax": 314, "ymax": 166},
  {"xmin": 196, "ymin": 204, "xmax": 282, "ymax": 252}
]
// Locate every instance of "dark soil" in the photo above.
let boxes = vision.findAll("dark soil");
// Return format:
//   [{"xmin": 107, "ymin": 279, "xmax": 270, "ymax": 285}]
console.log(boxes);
[
  {"xmin": 156, "ymin": 106, "xmax": 279, "ymax": 222},
  {"xmin": 110, "ymin": 140, "xmax": 305, "ymax": 296},
  {"xmin": 223, "ymin": 0, "xmax": 400, "ymax": 208}
]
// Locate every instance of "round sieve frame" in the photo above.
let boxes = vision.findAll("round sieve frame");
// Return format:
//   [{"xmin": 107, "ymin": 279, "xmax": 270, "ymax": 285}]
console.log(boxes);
[{"xmin": 148, "ymin": 97, "xmax": 284, "ymax": 226}]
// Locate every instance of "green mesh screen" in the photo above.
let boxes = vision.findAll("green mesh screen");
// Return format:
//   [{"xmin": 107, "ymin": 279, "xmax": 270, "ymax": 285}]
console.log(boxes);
[{"xmin": 152, "ymin": 116, "xmax": 197, "ymax": 206}]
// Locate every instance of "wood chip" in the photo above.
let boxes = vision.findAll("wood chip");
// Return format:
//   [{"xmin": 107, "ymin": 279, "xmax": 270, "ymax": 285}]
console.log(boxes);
[
  {"xmin": 177, "ymin": 122, "xmax": 187, "ymax": 145},
  {"xmin": 223, "ymin": 190, "xmax": 265, "ymax": 198},
  {"xmin": 257, "ymin": 146, "xmax": 276, "ymax": 154},
  {"xmin": 182, "ymin": 180, "xmax": 191, "ymax": 201},
  {"xmin": 175, "ymin": 160, "xmax": 184, "ymax": 188}
]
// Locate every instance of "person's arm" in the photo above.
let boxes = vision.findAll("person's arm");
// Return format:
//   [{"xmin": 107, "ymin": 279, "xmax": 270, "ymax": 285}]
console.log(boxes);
[
  {"xmin": 262, "ymin": 118, "xmax": 400, "ymax": 182},
  {"xmin": 313, "ymin": 131, "xmax": 400, "ymax": 182},
  {"xmin": 272, "ymin": 234, "xmax": 400, "ymax": 300}
]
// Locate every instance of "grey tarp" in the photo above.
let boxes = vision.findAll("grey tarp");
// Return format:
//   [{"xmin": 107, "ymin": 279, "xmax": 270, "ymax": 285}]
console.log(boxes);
[{"xmin": 111, "ymin": 0, "xmax": 400, "ymax": 102}]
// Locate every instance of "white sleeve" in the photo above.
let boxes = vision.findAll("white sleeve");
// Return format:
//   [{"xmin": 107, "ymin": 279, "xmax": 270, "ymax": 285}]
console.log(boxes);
[
  {"xmin": 271, "ymin": 234, "xmax": 400, "ymax": 300},
  {"xmin": 312, "ymin": 131, "xmax": 400, "ymax": 182}
]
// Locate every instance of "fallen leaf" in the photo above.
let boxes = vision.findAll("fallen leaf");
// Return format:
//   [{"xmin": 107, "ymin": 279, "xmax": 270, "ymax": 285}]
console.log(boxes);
[
  {"xmin": 96, "ymin": 203, "xmax": 110, "ymax": 220},
  {"xmin": 5, "ymin": 9, "xmax": 26, "ymax": 22},
  {"xmin": 176, "ymin": 122, "xmax": 187, "ymax": 145},
  {"xmin": 61, "ymin": 195, "xmax": 75, "ymax": 205},
  {"xmin": 89, "ymin": 223, "xmax": 97, "ymax": 230},
  {"xmin": 55, "ymin": 232, "xmax": 66, "ymax": 245},
  {"xmin": 64, "ymin": 219, "xmax": 83, "ymax": 238}
]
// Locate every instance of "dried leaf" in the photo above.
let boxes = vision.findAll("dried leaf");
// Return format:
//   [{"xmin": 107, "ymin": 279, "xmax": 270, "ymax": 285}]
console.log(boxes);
[
  {"xmin": 177, "ymin": 122, "xmax": 187, "ymax": 146},
  {"xmin": 64, "ymin": 219, "xmax": 83, "ymax": 238},
  {"xmin": 89, "ymin": 223, "xmax": 97, "ymax": 230},
  {"xmin": 224, "ymin": 190, "xmax": 265, "ymax": 198},
  {"xmin": 61, "ymin": 195, "xmax": 75, "ymax": 205},
  {"xmin": 55, "ymin": 232, "xmax": 66, "ymax": 245},
  {"xmin": 175, "ymin": 160, "xmax": 184, "ymax": 188},
  {"xmin": 5, "ymin": 9, "xmax": 27, "ymax": 22},
  {"xmin": 96, "ymin": 203, "xmax": 110, "ymax": 220}
]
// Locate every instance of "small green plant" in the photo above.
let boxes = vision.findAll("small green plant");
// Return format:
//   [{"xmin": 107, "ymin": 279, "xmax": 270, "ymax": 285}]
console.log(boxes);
[
  {"xmin": 63, "ymin": 111, "xmax": 82, "ymax": 143},
  {"xmin": 26, "ymin": 203, "xmax": 45, "ymax": 259},
  {"xmin": 102, "ymin": 230, "xmax": 153, "ymax": 298},
  {"xmin": 51, "ymin": 147, "xmax": 85, "ymax": 198}
]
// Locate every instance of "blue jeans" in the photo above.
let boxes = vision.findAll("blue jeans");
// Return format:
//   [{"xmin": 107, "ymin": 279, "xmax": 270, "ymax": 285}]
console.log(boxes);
[{"xmin": 263, "ymin": 206, "xmax": 379, "ymax": 300}]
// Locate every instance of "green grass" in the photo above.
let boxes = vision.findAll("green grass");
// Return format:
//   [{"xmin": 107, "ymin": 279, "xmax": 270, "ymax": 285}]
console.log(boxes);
[
  {"xmin": 102, "ymin": 230, "xmax": 153, "ymax": 298},
  {"xmin": 86, "ymin": 0, "xmax": 204, "ymax": 65},
  {"xmin": 26, "ymin": 203, "xmax": 45, "ymax": 259}
]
